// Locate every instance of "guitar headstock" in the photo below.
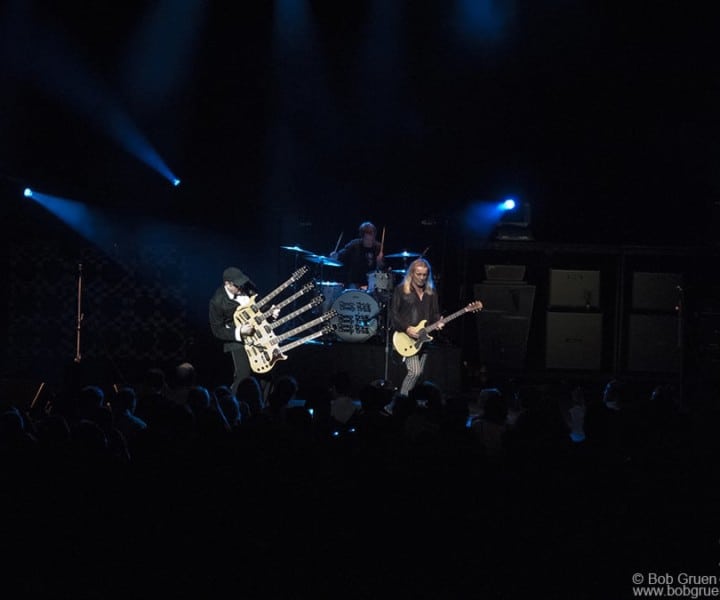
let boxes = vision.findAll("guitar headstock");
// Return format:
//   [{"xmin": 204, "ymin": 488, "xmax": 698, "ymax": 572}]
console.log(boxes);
[
  {"xmin": 310, "ymin": 295, "xmax": 324, "ymax": 307},
  {"xmin": 466, "ymin": 300, "xmax": 484, "ymax": 313},
  {"xmin": 291, "ymin": 265, "xmax": 309, "ymax": 281}
]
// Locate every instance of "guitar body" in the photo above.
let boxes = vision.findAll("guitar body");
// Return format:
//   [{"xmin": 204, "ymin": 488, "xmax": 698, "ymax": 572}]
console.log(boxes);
[
  {"xmin": 392, "ymin": 321, "xmax": 432, "ymax": 357},
  {"xmin": 246, "ymin": 345, "xmax": 288, "ymax": 374}
]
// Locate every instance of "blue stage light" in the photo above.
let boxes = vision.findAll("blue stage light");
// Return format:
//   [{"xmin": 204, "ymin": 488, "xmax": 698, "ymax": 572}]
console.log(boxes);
[
  {"xmin": 501, "ymin": 198, "xmax": 516, "ymax": 211},
  {"xmin": 173, "ymin": 178, "xmax": 181, "ymax": 187},
  {"xmin": 24, "ymin": 188, "xmax": 33, "ymax": 198}
]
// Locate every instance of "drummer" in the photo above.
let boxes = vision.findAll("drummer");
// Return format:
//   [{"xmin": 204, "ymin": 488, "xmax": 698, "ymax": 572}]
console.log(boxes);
[{"xmin": 330, "ymin": 221, "xmax": 385, "ymax": 289}]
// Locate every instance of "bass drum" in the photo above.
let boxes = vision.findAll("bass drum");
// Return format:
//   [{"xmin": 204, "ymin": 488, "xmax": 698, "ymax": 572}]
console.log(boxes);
[{"xmin": 331, "ymin": 290, "xmax": 379, "ymax": 342}]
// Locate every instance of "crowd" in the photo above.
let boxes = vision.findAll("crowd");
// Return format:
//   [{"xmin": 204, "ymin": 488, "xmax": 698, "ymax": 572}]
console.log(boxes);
[{"xmin": 1, "ymin": 361, "xmax": 718, "ymax": 598}]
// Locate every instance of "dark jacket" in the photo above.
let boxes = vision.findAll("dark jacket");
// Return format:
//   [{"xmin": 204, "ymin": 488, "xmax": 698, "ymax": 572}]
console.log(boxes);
[
  {"xmin": 209, "ymin": 286, "xmax": 245, "ymax": 353},
  {"xmin": 336, "ymin": 238, "xmax": 382, "ymax": 287},
  {"xmin": 391, "ymin": 286, "xmax": 442, "ymax": 333}
]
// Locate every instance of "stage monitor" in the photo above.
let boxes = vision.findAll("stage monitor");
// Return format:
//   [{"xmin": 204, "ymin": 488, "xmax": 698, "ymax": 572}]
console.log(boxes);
[{"xmin": 484, "ymin": 264, "xmax": 526, "ymax": 283}]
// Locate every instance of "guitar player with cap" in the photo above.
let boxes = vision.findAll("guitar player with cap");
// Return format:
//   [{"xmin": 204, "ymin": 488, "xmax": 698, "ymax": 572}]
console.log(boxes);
[
  {"xmin": 209, "ymin": 267, "xmax": 280, "ymax": 395},
  {"xmin": 383, "ymin": 257, "xmax": 444, "ymax": 416}
]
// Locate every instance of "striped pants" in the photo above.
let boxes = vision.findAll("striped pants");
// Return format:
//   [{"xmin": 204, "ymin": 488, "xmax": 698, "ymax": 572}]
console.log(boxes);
[{"xmin": 399, "ymin": 353, "xmax": 428, "ymax": 397}]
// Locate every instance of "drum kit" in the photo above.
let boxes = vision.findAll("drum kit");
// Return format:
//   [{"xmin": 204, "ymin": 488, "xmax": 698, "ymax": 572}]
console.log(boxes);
[{"xmin": 280, "ymin": 244, "xmax": 423, "ymax": 344}]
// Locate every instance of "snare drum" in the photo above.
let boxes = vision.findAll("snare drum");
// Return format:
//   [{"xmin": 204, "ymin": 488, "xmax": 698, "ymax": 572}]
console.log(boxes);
[
  {"xmin": 331, "ymin": 290, "xmax": 379, "ymax": 342},
  {"xmin": 315, "ymin": 281, "xmax": 344, "ymax": 314},
  {"xmin": 367, "ymin": 270, "xmax": 394, "ymax": 293}
]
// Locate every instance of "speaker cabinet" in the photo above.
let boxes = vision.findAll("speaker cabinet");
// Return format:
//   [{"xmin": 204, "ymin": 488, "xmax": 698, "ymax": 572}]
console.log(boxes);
[
  {"xmin": 475, "ymin": 313, "xmax": 534, "ymax": 370},
  {"xmin": 549, "ymin": 269, "xmax": 601, "ymax": 309},
  {"xmin": 631, "ymin": 272, "xmax": 683, "ymax": 312},
  {"xmin": 545, "ymin": 312, "xmax": 603, "ymax": 370},
  {"xmin": 474, "ymin": 283, "xmax": 535, "ymax": 317},
  {"xmin": 474, "ymin": 283, "xmax": 536, "ymax": 370},
  {"xmin": 484, "ymin": 264, "xmax": 526, "ymax": 282},
  {"xmin": 693, "ymin": 312, "xmax": 720, "ymax": 378},
  {"xmin": 626, "ymin": 314, "xmax": 682, "ymax": 373}
]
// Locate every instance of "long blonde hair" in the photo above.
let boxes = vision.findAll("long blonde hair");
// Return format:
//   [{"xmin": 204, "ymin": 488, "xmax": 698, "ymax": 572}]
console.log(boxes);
[{"xmin": 400, "ymin": 258, "xmax": 436, "ymax": 295}]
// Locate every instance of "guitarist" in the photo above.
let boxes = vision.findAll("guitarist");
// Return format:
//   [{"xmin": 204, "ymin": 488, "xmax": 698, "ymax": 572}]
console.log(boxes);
[
  {"xmin": 209, "ymin": 267, "xmax": 280, "ymax": 394},
  {"xmin": 383, "ymin": 258, "xmax": 444, "ymax": 416}
]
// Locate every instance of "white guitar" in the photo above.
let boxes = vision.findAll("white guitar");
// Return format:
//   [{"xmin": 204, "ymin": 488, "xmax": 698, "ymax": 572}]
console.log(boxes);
[
  {"xmin": 392, "ymin": 300, "xmax": 483, "ymax": 357},
  {"xmin": 246, "ymin": 310, "xmax": 337, "ymax": 374}
]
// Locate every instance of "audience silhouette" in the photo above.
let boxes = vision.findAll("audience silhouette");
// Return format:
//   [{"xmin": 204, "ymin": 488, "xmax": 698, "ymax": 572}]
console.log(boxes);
[{"xmin": 1, "ymin": 359, "xmax": 714, "ymax": 599}]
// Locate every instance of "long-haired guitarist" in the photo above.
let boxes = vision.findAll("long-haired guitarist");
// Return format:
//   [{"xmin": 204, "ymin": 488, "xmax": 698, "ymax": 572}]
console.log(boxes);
[
  {"xmin": 209, "ymin": 267, "xmax": 280, "ymax": 394},
  {"xmin": 384, "ymin": 258, "xmax": 444, "ymax": 415}
]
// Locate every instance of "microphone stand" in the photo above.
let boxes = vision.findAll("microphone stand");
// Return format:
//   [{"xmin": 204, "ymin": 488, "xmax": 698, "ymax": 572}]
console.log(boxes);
[
  {"xmin": 74, "ymin": 263, "xmax": 84, "ymax": 363},
  {"xmin": 383, "ymin": 297, "xmax": 392, "ymax": 384},
  {"xmin": 379, "ymin": 229, "xmax": 392, "ymax": 383},
  {"xmin": 376, "ymin": 291, "xmax": 396, "ymax": 391}
]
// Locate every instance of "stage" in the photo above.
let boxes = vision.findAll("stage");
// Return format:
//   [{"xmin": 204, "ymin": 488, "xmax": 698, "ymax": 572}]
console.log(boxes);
[{"xmin": 266, "ymin": 338, "xmax": 464, "ymax": 398}]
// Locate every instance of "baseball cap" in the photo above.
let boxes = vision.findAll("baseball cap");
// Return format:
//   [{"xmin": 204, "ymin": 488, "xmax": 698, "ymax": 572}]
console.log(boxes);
[{"xmin": 223, "ymin": 267, "xmax": 250, "ymax": 287}]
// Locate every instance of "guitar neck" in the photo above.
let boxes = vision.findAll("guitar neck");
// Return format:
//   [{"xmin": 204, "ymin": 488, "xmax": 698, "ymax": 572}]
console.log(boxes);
[
  {"xmin": 270, "ymin": 298, "xmax": 321, "ymax": 329},
  {"xmin": 255, "ymin": 267, "xmax": 308, "ymax": 310},
  {"xmin": 262, "ymin": 284, "xmax": 314, "ymax": 320},
  {"xmin": 425, "ymin": 307, "xmax": 470, "ymax": 333},
  {"xmin": 275, "ymin": 311, "xmax": 336, "ymax": 344},
  {"xmin": 278, "ymin": 327, "xmax": 331, "ymax": 354}
]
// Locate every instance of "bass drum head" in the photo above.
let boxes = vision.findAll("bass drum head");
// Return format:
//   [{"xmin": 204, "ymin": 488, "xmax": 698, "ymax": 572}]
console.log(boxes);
[{"xmin": 332, "ymin": 290, "xmax": 379, "ymax": 342}]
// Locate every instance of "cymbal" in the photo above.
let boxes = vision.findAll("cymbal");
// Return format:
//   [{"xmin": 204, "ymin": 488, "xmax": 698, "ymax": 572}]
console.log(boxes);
[
  {"xmin": 304, "ymin": 254, "xmax": 342, "ymax": 267},
  {"xmin": 391, "ymin": 269, "xmax": 406, "ymax": 275},
  {"xmin": 385, "ymin": 250, "xmax": 421, "ymax": 258},
  {"xmin": 281, "ymin": 245, "xmax": 312, "ymax": 254}
]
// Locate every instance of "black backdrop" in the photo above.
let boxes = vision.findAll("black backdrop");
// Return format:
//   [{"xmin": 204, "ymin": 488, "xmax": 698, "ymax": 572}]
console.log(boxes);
[{"xmin": 2, "ymin": 2, "xmax": 718, "ymax": 386}]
